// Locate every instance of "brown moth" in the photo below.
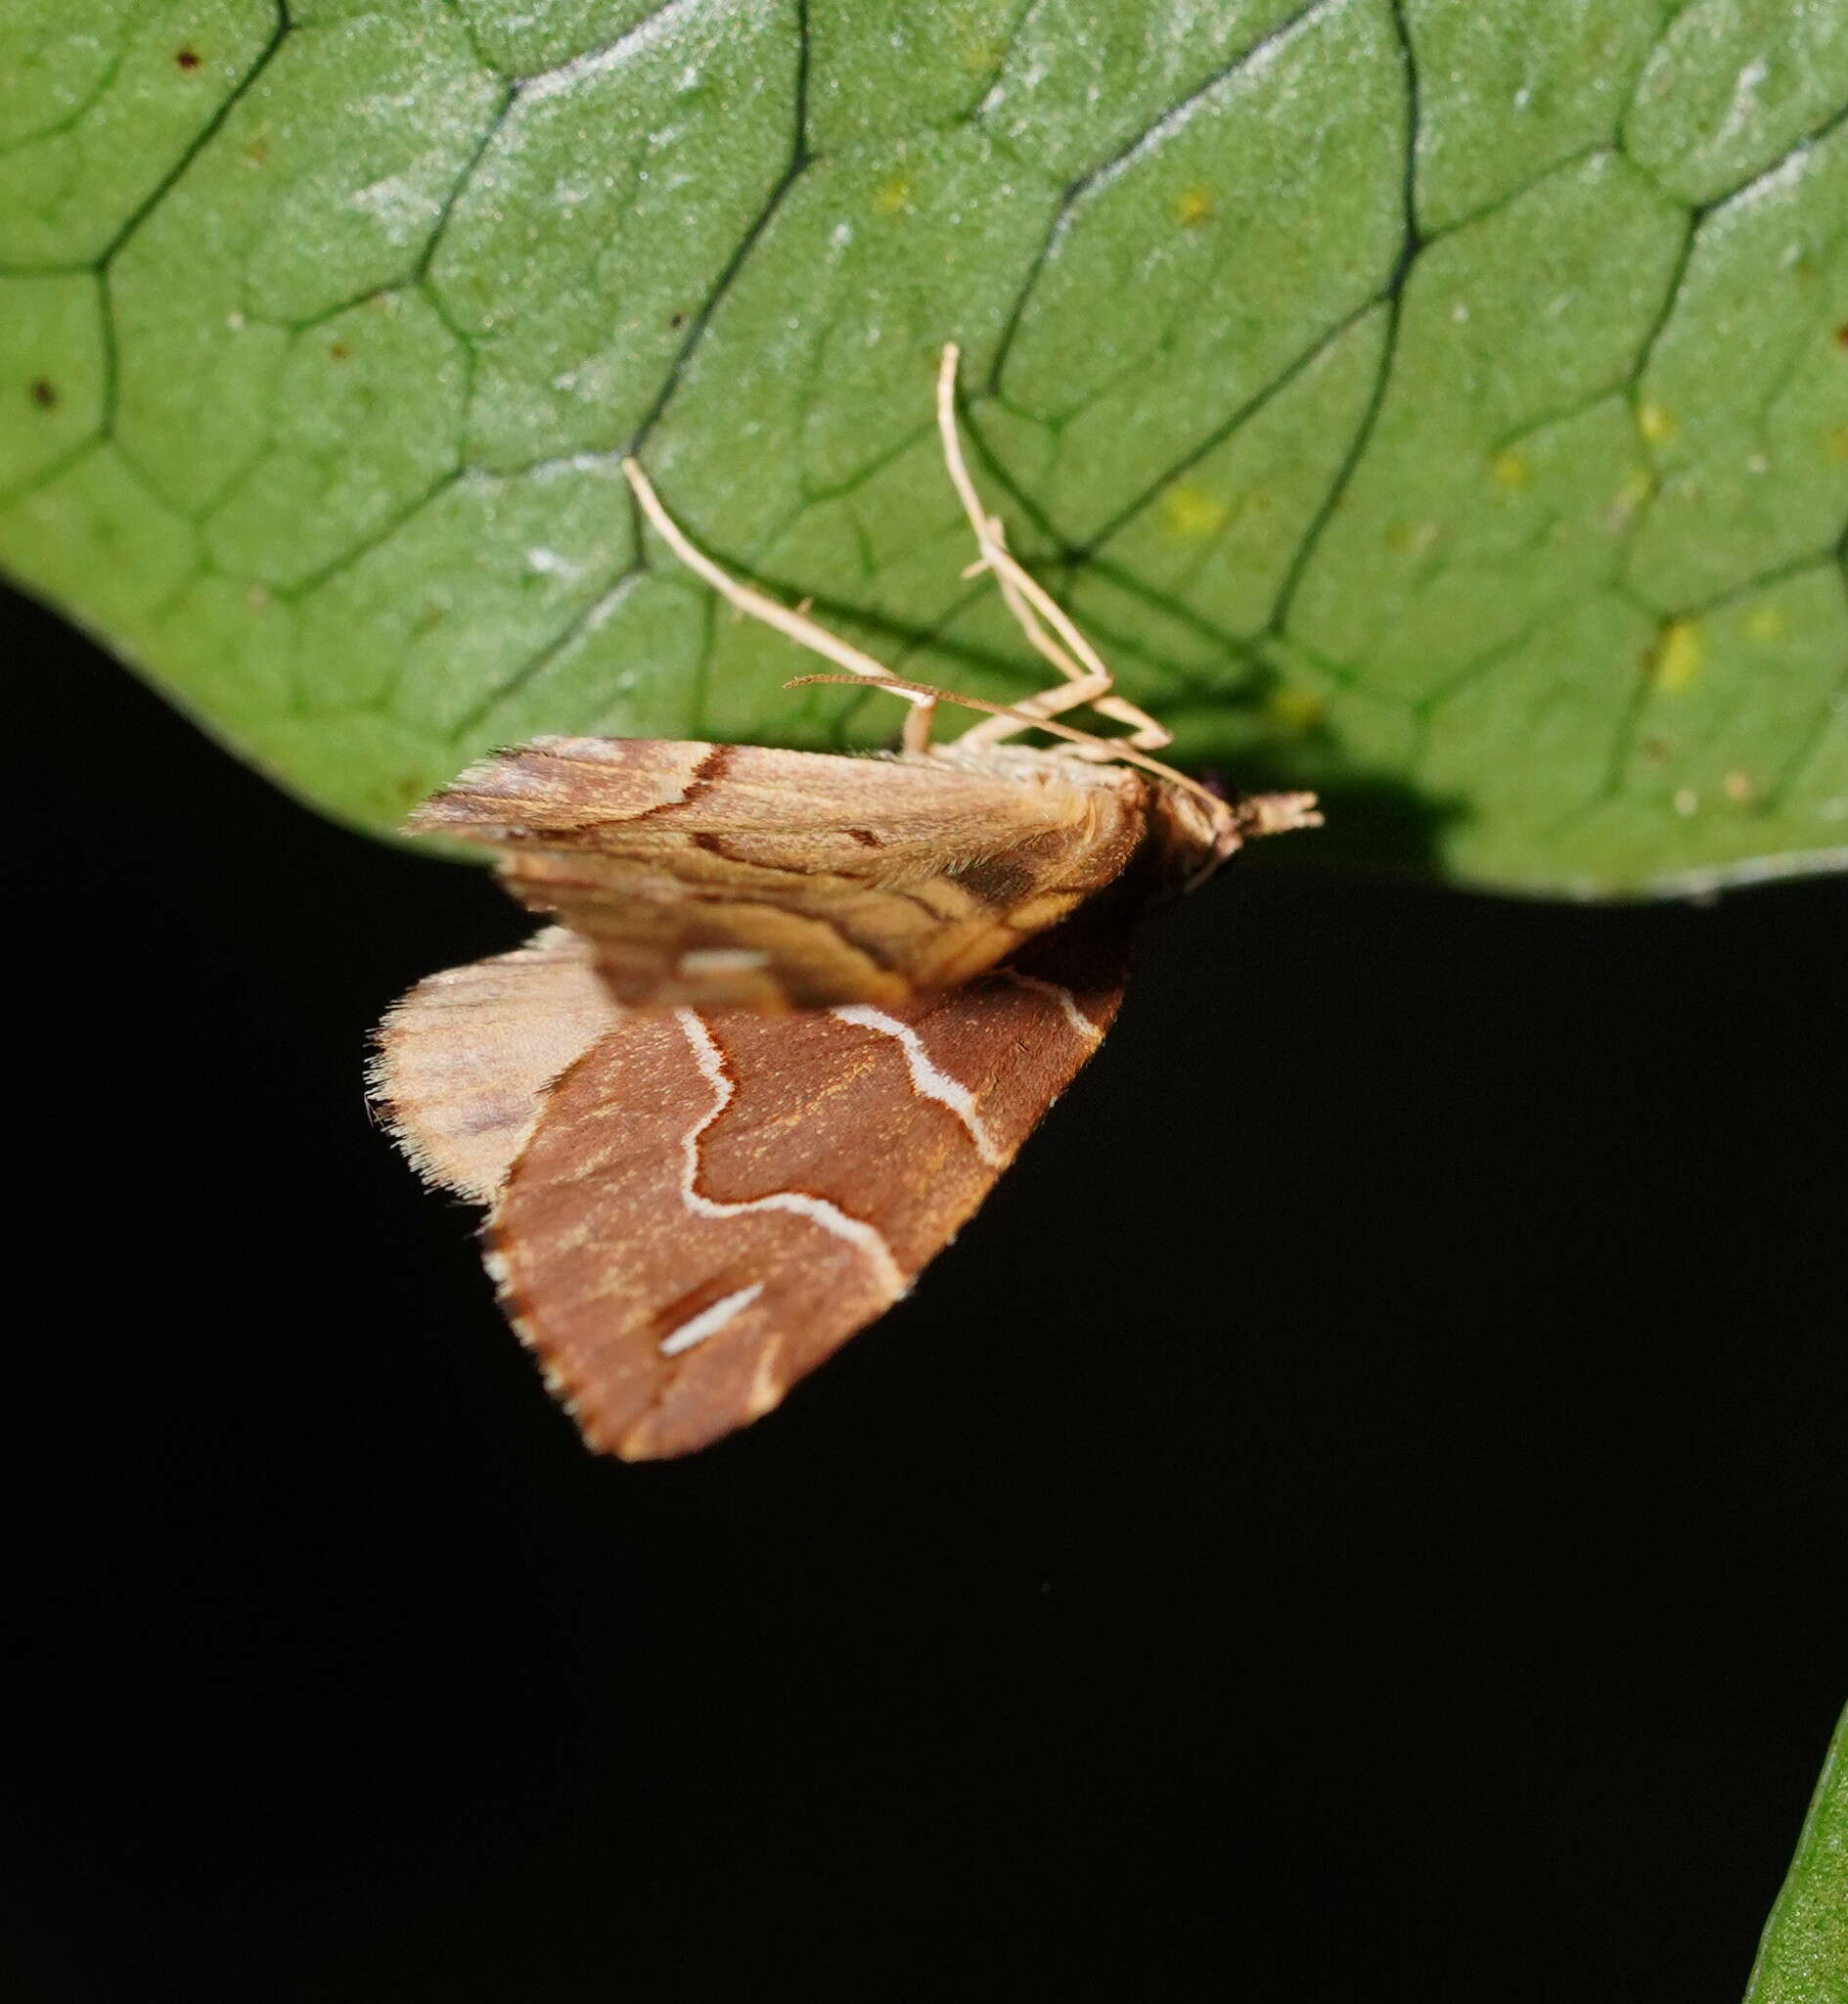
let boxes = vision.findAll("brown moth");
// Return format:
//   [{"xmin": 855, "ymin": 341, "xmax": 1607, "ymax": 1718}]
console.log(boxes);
[{"xmin": 372, "ymin": 347, "xmax": 1318, "ymax": 1459}]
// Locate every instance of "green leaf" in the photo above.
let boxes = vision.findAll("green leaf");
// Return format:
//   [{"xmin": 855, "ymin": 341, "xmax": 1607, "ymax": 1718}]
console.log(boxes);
[
  {"xmin": 1745, "ymin": 1701, "xmax": 1848, "ymax": 2004},
  {"xmin": 0, "ymin": 0, "xmax": 1843, "ymax": 892}
]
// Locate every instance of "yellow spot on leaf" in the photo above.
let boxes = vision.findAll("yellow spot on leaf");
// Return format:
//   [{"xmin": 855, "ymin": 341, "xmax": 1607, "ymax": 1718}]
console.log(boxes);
[
  {"xmin": 1605, "ymin": 468, "xmax": 1653, "ymax": 529},
  {"xmin": 1674, "ymin": 787, "xmax": 1699, "ymax": 816},
  {"xmin": 1489, "ymin": 449, "xmax": 1530, "ymax": 490},
  {"xmin": 1722, "ymin": 769, "xmax": 1756, "ymax": 804},
  {"xmin": 1825, "ymin": 425, "xmax": 1848, "ymax": 463},
  {"xmin": 1159, "ymin": 483, "xmax": 1229, "ymax": 540},
  {"xmin": 1174, "ymin": 184, "xmax": 1216, "ymax": 228},
  {"xmin": 1384, "ymin": 519, "xmax": 1441, "ymax": 558},
  {"xmin": 875, "ymin": 178, "xmax": 911, "ymax": 215},
  {"xmin": 1651, "ymin": 618, "xmax": 1703, "ymax": 693},
  {"xmin": 1264, "ymin": 686, "xmax": 1328, "ymax": 735},
  {"xmin": 1637, "ymin": 400, "xmax": 1676, "ymax": 444},
  {"xmin": 1747, "ymin": 607, "xmax": 1785, "ymax": 643}
]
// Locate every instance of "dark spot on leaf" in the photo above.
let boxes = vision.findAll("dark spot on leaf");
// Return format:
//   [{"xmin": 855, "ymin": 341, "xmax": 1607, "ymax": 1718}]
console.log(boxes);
[
  {"xmin": 846, "ymin": 827, "xmax": 881, "ymax": 846},
  {"xmin": 329, "ymin": 342, "xmax": 350, "ymax": 361},
  {"xmin": 1835, "ymin": 322, "xmax": 1848, "ymax": 349},
  {"xmin": 668, "ymin": 311, "xmax": 686, "ymax": 329},
  {"xmin": 175, "ymin": 47, "xmax": 201, "ymax": 70},
  {"xmin": 29, "ymin": 379, "xmax": 57, "ymax": 410}
]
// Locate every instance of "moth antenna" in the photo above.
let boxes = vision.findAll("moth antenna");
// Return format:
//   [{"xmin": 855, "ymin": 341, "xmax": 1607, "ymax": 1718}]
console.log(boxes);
[{"xmin": 622, "ymin": 456, "xmax": 936, "ymax": 751}]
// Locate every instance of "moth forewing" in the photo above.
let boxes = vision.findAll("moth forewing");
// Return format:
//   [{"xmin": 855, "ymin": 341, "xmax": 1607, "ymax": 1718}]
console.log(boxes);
[{"xmin": 482, "ymin": 922, "xmax": 1131, "ymax": 1460}]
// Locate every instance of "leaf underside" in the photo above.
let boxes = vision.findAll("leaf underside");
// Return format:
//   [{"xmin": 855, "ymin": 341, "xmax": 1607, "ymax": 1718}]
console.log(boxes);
[
  {"xmin": 0, "ymin": 0, "xmax": 1844, "ymax": 893},
  {"xmin": 1743, "ymin": 1700, "xmax": 1848, "ymax": 2004}
]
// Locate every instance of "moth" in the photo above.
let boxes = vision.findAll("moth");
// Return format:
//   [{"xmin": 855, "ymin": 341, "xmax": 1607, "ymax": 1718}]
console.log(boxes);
[{"xmin": 372, "ymin": 346, "xmax": 1318, "ymax": 1460}]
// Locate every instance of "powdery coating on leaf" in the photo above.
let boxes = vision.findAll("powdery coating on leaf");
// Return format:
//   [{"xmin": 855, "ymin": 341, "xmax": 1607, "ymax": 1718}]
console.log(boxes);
[{"xmin": 0, "ymin": 0, "xmax": 1844, "ymax": 893}]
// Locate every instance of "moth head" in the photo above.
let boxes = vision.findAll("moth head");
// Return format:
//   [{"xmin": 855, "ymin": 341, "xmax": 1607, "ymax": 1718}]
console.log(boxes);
[
  {"xmin": 1143, "ymin": 778, "xmax": 1238, "ymax": 890},
  {"xmin": 1146, "ymin": 776, "xmax": 1323, "ymax": 892}
]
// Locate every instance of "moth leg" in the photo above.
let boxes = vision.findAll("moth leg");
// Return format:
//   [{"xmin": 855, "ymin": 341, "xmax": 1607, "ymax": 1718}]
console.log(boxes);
[
  {"xmin": 622, "ymin": 457, "xmax": 937, "ymax": 738},
  {"xmin": 900, "ymin": 694, "xmax": 937, "ymax": 754},
  {"xmin": 934, "ymin": 344, "xmax": 1170, "ymax": 757}
]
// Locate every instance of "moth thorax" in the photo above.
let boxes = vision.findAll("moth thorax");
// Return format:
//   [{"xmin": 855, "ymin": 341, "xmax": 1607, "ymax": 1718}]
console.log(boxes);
[
  {"xmin": 923, "ymin": 742, "xmax": 1136, "ymax": 790},
  {"xmin": 928, "ymin": 744, "xmax": 1233, "ymax": 891}
]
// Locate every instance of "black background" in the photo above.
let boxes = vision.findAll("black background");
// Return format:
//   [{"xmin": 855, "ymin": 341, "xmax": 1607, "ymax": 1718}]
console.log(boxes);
[{"xmin": 7, "ymin": 581, "xmax": 1844, "ymax": 2000}]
